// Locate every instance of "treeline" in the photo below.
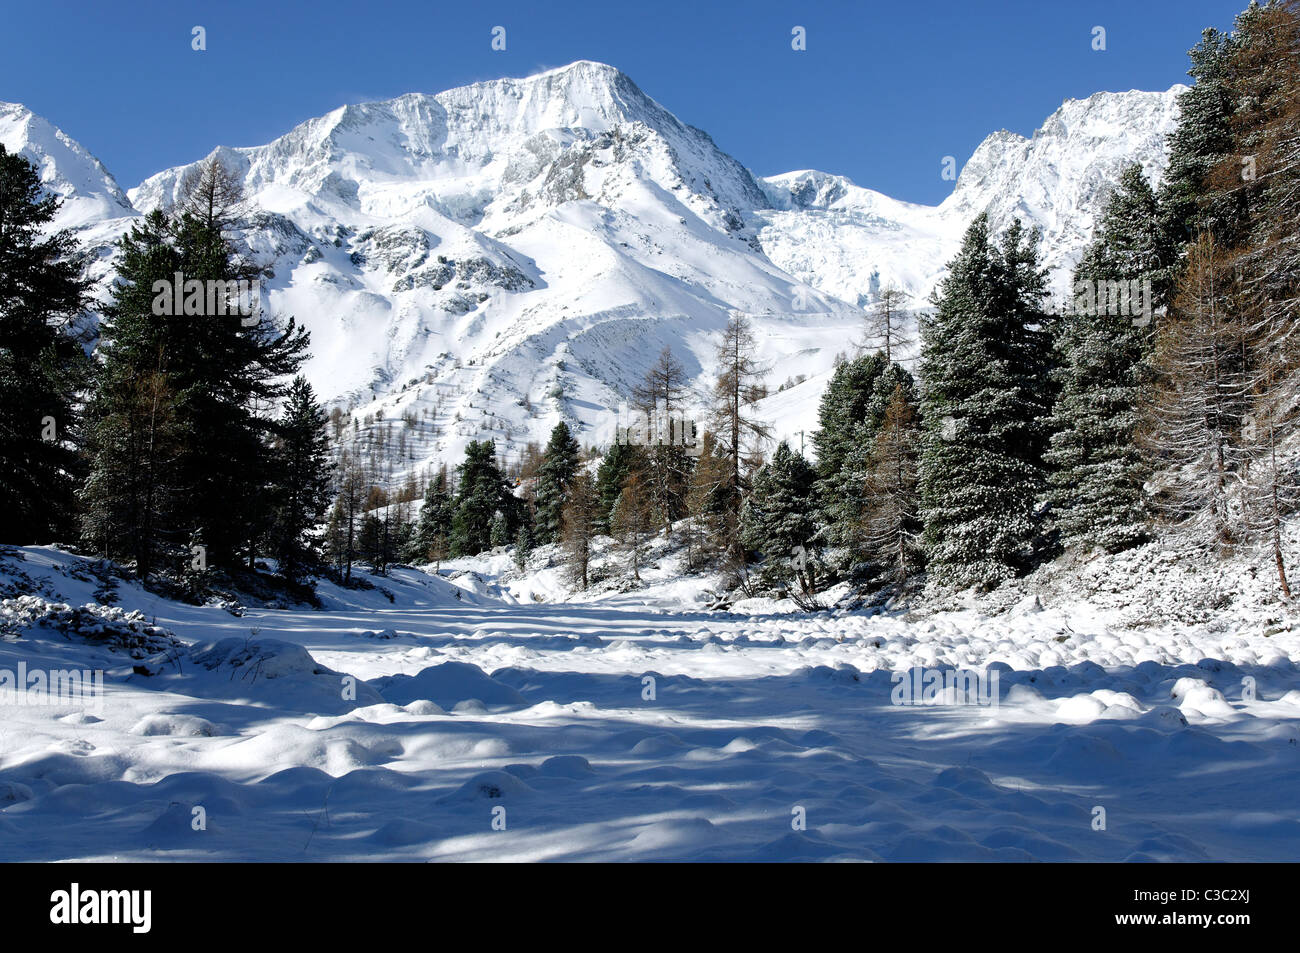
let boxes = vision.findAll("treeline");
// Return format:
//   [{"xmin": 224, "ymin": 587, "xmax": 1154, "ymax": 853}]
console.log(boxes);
[
  {"xmin": 1, "ymin": 154, "xmax": 334, "ymax": 594},
  {"xmin": 4, "ymin": 3, "xmax": 1297, "ymax": 604},
  {"xmin": 481, "ymin": 1, "xmax": 1300, "ymax": 600}
]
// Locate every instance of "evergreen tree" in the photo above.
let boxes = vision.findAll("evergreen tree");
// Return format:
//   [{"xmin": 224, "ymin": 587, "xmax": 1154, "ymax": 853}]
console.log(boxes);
[
  {"xmin": 450, "ymin": 440, "xmax": 515, "ymax": 556},
  {"xmin": 1158, "ymin": 27, "xmax": 1238, "ymax": 248},
  {"xmin": 490, "ymin": 510, "xmax": 510, "ymax": 548},
  {"xmin": 81, "ymin": 196, "xmax": 310, "ymax": 577},
  {"xmin": 610, "ymin": 470, "xmax": 653, "ymax": 582},
  {"xmin": 813, "ymin": 353, "xmax": 890, "ymax": 484},
  {"xmin": 407, "ymin": 465, "xmax": 453, "ymax": 563},
  {"xmin": 1046, "ymin": 165, "xmax": 1171, "ymax": 553},
  {"xmin": 0, "ymin": 145, "xmax": 93, "ymax": 543},
  {"xmin": 594, "ymin": 439, "xmax": 642, "ymax": 533},
  {"xmin": 269, "ymin": 376, "xmax": 334, "ymax": 584},
  {"xmin": 358, "ymin": 512, "xmax": 385, "ymax": 572},
  {"xmin": 813, "ymin": 353, "xmax": 914, "ymax": 551},
  {"xmin": 918, "ymin": 214, "xmax": 1053, "ymax": 591},
  {"xmin": 323, "ymin": 499, "xmax": 347, "ymax": 577},
  {"xmin": 740, "ymin": 441, "xmax": 820, "ymax": 594},
  {"xmin": 513, "ymin": 524, "xmax": 533, "ymax": 572},
  {"xmin": 533, "ymin": 421, "xmax": 581, "ymax": 543}
]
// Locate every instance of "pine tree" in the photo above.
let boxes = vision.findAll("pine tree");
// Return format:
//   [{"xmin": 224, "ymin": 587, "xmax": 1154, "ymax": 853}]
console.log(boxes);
[
  {"xmin": 812, "ymin": 352, "xmax": 914, "ymax": 551},
  {"xmin": 490, "ymin": 510, "xmax": 510, "ymax": 548},
  {"xmin": 594, "ymin": 439, "xmax": 643, "ymax": 533},
  {"xmin": 740, "ymin": 441, "xmax": 819, "ymax": 594},
  {"xmin": 0, "ymin": 145, "xmax": 93, "ymax": 543},
  {"xmin": 407, "ymin": 465, "xmax": 453, "ymax": 564},
  {"xmin": 269, "ymin": 376, "xmax": 334, "ymax": 584},
  {"xmin": 1046, "ymin": 165, "xmax": 1171, "ymax": 553},
  {"xmin": 513, "ymin": 524, "xmax": 533, "ymax": 572},
  {"xmin": 81, "ymin": 197, "xmax": 310, "ymax": 577},
  {"xmin": 533, "ymin": 421, "xmax": 581, "ymax": 543},
  {"xmin": 1158, "ymin": 27, "xmax": 1238, "ymax": 248},
  {"xmin": 450, "ymin": 440, "xmax": 515, "ymax": 556},
  {"xmin": 918, "ymin": 214, "xmax": 1053, "ymax": 590},
  {"xmin": 813, "ymin": 353, "xmax": 889, "ymax": 484},
  {"xmin": 323, "ymin": 499, "xmax": 347, "ymax": 577}
]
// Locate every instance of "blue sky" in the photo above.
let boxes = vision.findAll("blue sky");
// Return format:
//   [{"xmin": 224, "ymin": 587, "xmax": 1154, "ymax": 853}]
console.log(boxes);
[{"xmin": 3, "ymin": 0, "xmax": 1248, "ymax": 205}]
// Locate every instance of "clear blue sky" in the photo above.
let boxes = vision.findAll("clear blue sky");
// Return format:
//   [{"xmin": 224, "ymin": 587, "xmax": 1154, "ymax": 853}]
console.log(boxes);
[{"xmin": 3, "ymin": 0, "xmax": 1248, "ymax": 205}]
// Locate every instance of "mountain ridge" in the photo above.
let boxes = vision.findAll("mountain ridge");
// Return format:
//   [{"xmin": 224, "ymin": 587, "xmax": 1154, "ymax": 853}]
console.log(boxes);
[{"xmin": 0, "ymin": 62, "xmax": 1185, "ymax": 476}]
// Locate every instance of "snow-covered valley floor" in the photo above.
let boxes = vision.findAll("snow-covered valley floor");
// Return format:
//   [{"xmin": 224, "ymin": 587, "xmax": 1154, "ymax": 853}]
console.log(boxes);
[{"xmin": 2, "ymin": 545, "xmax": 1299, "ymax": 862}]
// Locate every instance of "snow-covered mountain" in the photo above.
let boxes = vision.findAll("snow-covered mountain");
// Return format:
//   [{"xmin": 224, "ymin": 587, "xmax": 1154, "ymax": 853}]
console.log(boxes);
[
  {"xmin": 0, "ymin": 102, "xmax": 133, "ymax": 226},
  {"xmin": 756, "ymin": 86, "xmax": 1185, "ymax": 312},
  {"xmin": 0, "ymin": 63, "xmax": 1184, "ymax": 474}
]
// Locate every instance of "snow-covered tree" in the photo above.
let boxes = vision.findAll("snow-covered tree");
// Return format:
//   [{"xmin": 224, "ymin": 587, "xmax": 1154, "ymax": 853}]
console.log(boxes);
[
  {"xmin": 740, "ymin": 441, "xmax": 819, "ymax": 594},
  {"xmin": 1046, "ymin": 165, "xmax": 1171, "ymax": 553},
  {"xmin": 918, "ymin": 214, "xmax": 1053, "ymax": 590},
  {"xmin": 534, "ymin": 421, "xmax": 581, "ymax": 543}
]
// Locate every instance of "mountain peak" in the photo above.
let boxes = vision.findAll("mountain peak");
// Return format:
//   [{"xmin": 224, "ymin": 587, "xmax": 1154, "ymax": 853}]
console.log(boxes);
[{"xmin": 0, "ymin": 101, "xmax": 134, "ymax": 227}]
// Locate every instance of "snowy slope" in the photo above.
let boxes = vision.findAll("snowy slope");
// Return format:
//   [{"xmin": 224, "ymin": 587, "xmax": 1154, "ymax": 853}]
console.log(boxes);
[
  {"xmin": 0, "ymin": 101, "xmax": 134, "ymax": 227},
  {"xmin": 756, "ymin": 87, "xmax": 1186, "ymax": 315},
  {"xmin": 0, "ymin": 101, "xmax": 139, "ymax": 339},
  {"xmin": 6, "ymin": 65, "xmax": 1184, "ymax": 473}
]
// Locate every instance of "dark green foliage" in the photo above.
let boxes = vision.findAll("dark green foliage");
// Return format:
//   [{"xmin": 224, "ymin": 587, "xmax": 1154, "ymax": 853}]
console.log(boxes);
[
  {"xmin": 594, "ymin": 439, "xmax": 642, "ymax": 533},
  {"xmin": 1046, "ymin": 166, "xmax": 1171, "ymax": 553},
  {"xmin": 740, "ymin": 441, "xmax": 820, "ymax": 593},
  {"xmin": 918, "ymin": 214, "xmax": 1053, "ymax": 591},
  {"xmin": 81, "ymin": 207, "xmax": 309, "ymax": 577},
  {"xmin": 533, "ymin": 421, "xmax": 581, "ymax": 544},
  {"xmin": 0, "ymin": 145, "xmax": 92, "ymax": 543},
  {"xmin": 513, "ymin": 523, "xmax": 533, "ymax": 571},
  {"xmin": 406, "ymin": 465, "xmax": 453, "ymax": 563},
  {"xmin": 450, "ymin": 440, "xmax": 516, "ymax": 556},
  {"xmin": 268, "ymin": 376, "xmax": 334, "ymax": 583},
  {"xmin": 813, "ymin": 353, "xmax": 916, "ymax": 550}
]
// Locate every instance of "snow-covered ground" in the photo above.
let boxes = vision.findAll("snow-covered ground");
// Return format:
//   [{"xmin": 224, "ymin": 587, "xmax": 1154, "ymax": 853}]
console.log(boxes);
[{"xmin": 2, "ymin": 542, "xmax": 1298, "ymax": 862}]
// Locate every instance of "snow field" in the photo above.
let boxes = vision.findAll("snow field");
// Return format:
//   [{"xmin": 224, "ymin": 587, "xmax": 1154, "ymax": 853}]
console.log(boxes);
[{"xmin": 2, "ymin": 545, "xmax": 1298, "ymax": 861}]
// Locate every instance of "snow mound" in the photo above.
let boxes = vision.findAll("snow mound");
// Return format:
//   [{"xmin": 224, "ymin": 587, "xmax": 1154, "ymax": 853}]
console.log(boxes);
[
  {"xmin": 138, "ymin": 637, "xmax": 384, "ymax": 714},
  {"xmin": 371, "ymin": 660, "xmax": 527, "ymax": 710},
  {"xmin": 437, "ymin": 770, "xmax": 536, "ymax": 803},
  {"xmin": 131, "ymin": 713, "xmax": 223, "ymax": 737}
]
